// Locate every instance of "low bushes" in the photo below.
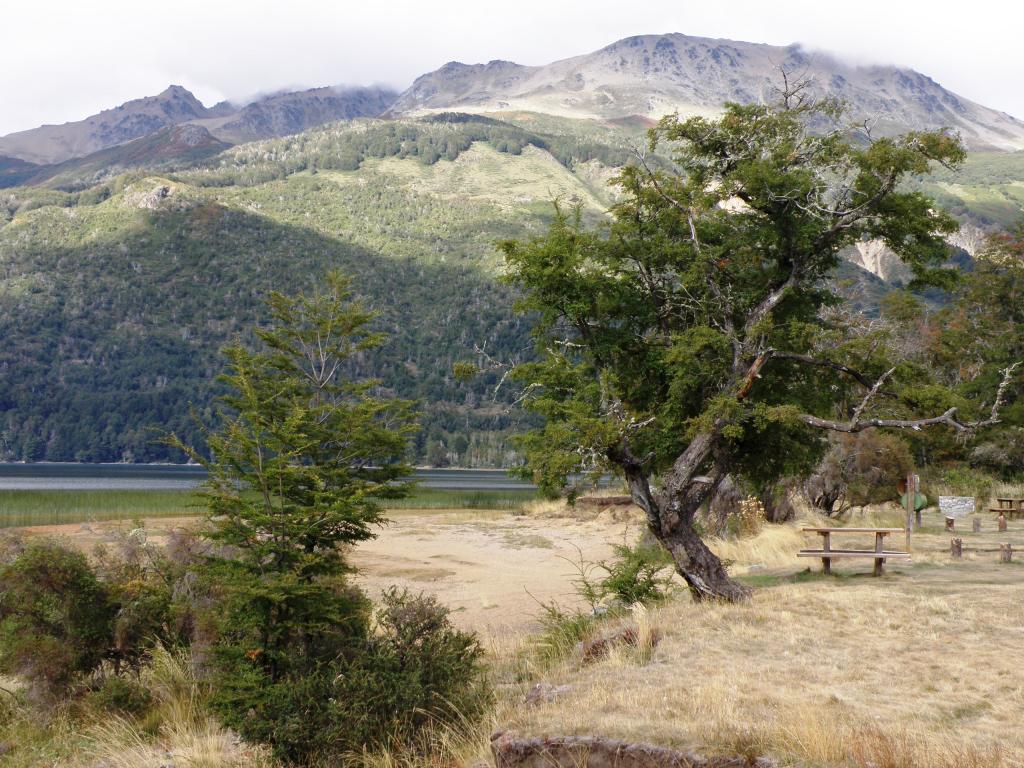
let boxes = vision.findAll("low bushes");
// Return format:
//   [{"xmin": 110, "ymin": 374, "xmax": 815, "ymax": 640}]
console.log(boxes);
[
  {"xmin": 209, "ymin": 588, "xmax": 490, "ymax": 764},
  {"xmin": 0, "ymin": 536, "xmax": 493, "ymax": 766}
]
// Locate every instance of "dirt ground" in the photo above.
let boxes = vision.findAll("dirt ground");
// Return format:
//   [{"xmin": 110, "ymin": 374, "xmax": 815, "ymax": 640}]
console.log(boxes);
[{"xmin": 5, "ymin": 507, "xmax": 642, "ymax": 637}]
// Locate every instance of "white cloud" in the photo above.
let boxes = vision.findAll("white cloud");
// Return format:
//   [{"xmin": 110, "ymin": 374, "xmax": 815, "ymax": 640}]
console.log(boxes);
[{"xmin": 1, "ymin": 0, "xmax": 1022, "ymax": 136}]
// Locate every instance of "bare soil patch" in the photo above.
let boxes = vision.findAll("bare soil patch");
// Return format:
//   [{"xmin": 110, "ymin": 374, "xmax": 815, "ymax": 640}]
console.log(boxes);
[{"xmin": 5, "ymin": 508, "xmax": 642, "ymax": 636}]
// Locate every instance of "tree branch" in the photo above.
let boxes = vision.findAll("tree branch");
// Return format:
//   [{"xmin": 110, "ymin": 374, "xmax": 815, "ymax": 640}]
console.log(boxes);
[
  {"xmin": 769, "ymin": 350, "xmax": 894, "ymax": 393},
  {"xmin": 800, "ymin": 407, "xmax": 966, "ymax": 433},
  {"xmin": 742, "ymin": 272, "xmax": 799, "ymax": 337},
  {"xmin": 850, "ymin": 366, "xmax": 895, "ymax": 423},
  {"xmin": 799, "ymin": 359, "xmax": 1021, "ymax": 433}
]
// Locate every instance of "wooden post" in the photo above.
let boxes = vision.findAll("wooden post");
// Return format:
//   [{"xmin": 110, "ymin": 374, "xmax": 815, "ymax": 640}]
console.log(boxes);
[
  {"xmin": 950, "ymin": 538, "xmax": 962, "ymax": 559},
  {"xmin": 945, "ymin": 517, "xmax": 955, "ymax": 532},
  {"xmin": 999, "ymin": 514, "xmax": 1008, "ymax": 532},
  {"xmin": 873, "ymin": 531, "xmax": 885, "ymax": 576},
  {"xmin": 972, "ymin": 518, "xmax": 982, "ymax": 533},
  {"xmin": 821, "ymin": 530, "xmax": 832, "ymax": 575},
  {"xmin": 999, "ymin": 543, "xmax": 1013, "ymax": 563},
  {"xmin": 905, "ymin": 472, "xmax": 914, "ymax": 551},
  {"xmin": 913, "ymin": 474, "xmax": 921, "ymax": 530}
]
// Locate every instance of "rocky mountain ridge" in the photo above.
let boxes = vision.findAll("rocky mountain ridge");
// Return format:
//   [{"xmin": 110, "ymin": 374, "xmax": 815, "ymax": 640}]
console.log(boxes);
[
  {"xmin": 0, "ymin": 84, "xmax": 398, "ymax": 165},
  {"xmin": 390, "ymin": 33, "xmax": 1024, "ymax": 151},
  {"xmin": 5, "ymin": 32, "xmax": 1024, "ymax": 168},
  {"xmin": 0, "ymin": 86, "xmax": 213, "ymax": 164}
]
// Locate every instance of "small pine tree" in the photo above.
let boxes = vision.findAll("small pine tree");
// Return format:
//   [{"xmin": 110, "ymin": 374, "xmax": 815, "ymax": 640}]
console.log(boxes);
[{"xmin": 169, "ymin": 271, "xmax": 417, "ymax": 682}]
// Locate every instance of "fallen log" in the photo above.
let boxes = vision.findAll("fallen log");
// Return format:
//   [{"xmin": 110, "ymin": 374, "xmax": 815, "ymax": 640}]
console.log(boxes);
[
  {"xmin": 491, "ymin": 731, "xmax": 776, "ymax": 768},
  {"xmin": 576, "ymin": 496, "xmax": 635, "ymax": 508}
]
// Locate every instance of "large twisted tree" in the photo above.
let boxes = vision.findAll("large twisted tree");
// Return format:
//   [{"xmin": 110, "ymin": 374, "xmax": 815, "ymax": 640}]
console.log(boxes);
[{"xmin": 502, "ymin": 96, "xmax": 1019, "ymax": 602}]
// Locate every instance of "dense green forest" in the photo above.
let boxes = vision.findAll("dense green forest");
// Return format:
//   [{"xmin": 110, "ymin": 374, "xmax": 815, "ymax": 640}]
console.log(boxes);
[
  {"xmin": 0, "ymin": 115, "xmax": 632, "ymax": 464},
  {"xmin": 1, "ymin": 113, "xmax": 1022, "ymax": 465}
]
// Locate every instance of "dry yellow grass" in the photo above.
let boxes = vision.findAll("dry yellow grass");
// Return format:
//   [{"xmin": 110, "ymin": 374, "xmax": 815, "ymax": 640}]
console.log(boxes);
[
  {"xmin": 78, "ymin": 647, "xmax": 273, "ymax": 768},
  {"xmin": 504, "ymin": 507, "xmax": 1024, "ymax": 768},
  {"xmin": 8, "ymin": 503, "xmax": 1024, "ymax": 767}
]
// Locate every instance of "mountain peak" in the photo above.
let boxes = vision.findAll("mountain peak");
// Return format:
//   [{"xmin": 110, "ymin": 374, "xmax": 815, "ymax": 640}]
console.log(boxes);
[
  {"xmin": 0, "ymin": 85, "xmax": 214, "ymax": 164},
  {"xmin": 390, "ymin": 32, "xmax": 1024, "ymax": 151},
  {"xmin": 157, "ymin": 85, "xmax": 203, "ymax": 104}
]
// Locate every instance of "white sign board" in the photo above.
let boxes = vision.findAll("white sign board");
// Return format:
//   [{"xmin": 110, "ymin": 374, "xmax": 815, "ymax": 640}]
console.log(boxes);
[{"xmin": 939, "ymin": 496, "xmax": 974, "ymax": 519}]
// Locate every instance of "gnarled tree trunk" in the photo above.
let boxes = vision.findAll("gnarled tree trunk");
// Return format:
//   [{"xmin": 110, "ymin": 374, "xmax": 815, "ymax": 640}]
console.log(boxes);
[
  {"xmin": 620, "ymin": 431, "xmax": 751, "ymax": 603},
  {"xmin": 660, "ymin": 521, "xmax": 752, "ymax": 602}
]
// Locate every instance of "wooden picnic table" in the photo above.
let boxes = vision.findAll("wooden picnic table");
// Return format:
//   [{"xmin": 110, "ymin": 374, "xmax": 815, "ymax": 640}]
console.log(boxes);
[
  {"xmin": 990, "ymin": 498, "xmax": 1024, "ymax": 519},
  {"xmin": 799, "ymin": 527, "xmax": 910, "ymax": 576}
]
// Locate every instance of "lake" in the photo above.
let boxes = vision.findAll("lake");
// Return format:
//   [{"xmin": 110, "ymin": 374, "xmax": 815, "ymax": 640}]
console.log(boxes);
[{"xmin": 0, "ymin": 464, "xmax": 535, "ymax": 491}]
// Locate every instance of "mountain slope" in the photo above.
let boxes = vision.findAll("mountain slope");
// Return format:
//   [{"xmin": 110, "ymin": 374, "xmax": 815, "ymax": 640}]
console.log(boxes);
[
  {"xmin": 0, "ymin": 86, "xmax": 213, "ymax": 164},
  {"xmin": 11, "ymin": 124, "xmax": 232, "ymax": 190},
  {"xmin": 391, "ymin": 33, "xmax": 1024, "ymax": 150},
  {"xmin": 0, "ymin": 85, "xmax": 398, "ymax": 166},
  {"xmin": 0, "ymin": 116, "xmax": 625, "ymax": 465},
  {"xmin": 0, "ymin": 112, "xmax": 926, "ymax": 465},
  {"xmin": 194, "ymin": 86, "xmax": 398, "ymax": 143}
]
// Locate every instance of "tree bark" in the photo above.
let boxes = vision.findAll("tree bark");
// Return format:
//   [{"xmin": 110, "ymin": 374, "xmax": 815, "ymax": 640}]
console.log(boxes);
[
  {"xmin": 660, "ymin": 520, "xmax": 752, "ymax": 602},
  {"xmin": 619, "ymin": 429, "xmax": 751, "ymax": 603}
]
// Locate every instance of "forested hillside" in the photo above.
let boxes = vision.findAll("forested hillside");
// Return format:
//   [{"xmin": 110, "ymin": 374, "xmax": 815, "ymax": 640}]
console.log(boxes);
[
  {"xmin": 1, "ymin": 112, "xmax": 1020, "ymax": 465},
  {"xmin": 0, "ymin": 116, "xmax": 628, "ymax": 464}
]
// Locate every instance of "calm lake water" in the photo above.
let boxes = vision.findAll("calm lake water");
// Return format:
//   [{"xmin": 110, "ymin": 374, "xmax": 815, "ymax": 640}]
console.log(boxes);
[{"xmin": 0, "ymin": 464, "xmax": 534, "ymax": 492}]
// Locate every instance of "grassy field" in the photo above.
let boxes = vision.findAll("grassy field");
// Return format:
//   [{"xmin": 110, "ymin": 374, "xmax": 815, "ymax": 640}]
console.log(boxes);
[
  {"xmin": 498, "ymin": 504, "xmax": 1024, "ymax": 768},
  {"xmin": 4, "ymin": 496, "xmax": 1023, "ymax": 767},
  {"xmin": 0, "ymin": 487, "xmax": 538, "ymax": 528}
]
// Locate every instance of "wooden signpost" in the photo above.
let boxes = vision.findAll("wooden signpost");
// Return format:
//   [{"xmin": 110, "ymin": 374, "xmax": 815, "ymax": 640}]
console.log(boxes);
[{"xmin": 904, "ymin": 472, "xmax": 919, "ymax": 551}]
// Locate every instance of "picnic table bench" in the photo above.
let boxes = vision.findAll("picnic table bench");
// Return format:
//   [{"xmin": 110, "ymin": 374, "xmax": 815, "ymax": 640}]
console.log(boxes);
[
  {"xmin": 990, "ymin": 498, "xmax": 1024, "ymax": 520},
  {"xmin": 799, "ymin": 527, "xmax": 910, "ymax": 576}
]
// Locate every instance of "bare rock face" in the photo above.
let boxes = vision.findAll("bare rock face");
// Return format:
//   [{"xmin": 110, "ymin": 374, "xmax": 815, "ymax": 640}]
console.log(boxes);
[
  {"xmin": 947, "ymin": 223, "xmax": 989, "ymax": 258},
  {"xmin": 843, "ymin": 240, "xmax": 912, "ymax": 284},
  {"xmin": 491, "ymin": 731, "xmax": 776, "ymax": 768},
  {"xmin": 122, "ymin": 183, "xmax": 173, "ymax": 210}
]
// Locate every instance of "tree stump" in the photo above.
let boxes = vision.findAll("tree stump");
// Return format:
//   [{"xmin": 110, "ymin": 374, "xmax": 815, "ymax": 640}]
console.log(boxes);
[
  {"xmin": 945, "ymin": 517, "xmax": 955, "ymax": 532},
  {"xmin": 972, "ymin": 518, "xmax": 982, "ymax": 533},
  {"xmin": 999, "ymin": 514, "xmax": 1008, "ymax": 532},
  {"xmin": 950, "ymin": 538, "xmax": 962, "ymax": 559},
  {"xmin": 999, "ymin": 543, "xmax": 1013, "ymax": 563}
]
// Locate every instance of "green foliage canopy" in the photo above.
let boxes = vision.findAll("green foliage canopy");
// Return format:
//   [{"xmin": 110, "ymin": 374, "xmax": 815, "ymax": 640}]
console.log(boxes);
[
  {"xmin": 169, "ymin": 272, "xmax": 417, "ymax": 681},
  {"xmin": 502, "ymin": 96, "xmax": 982, "ymax": 600}
]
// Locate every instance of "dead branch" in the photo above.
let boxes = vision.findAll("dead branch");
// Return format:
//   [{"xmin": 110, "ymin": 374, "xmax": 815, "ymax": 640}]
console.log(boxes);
[
  {"xmin": 850, "ymin": 366, "xmax": 895, "ymax": 423},
  {"xmin": 768, "ymin": 350, "xmax": 893, "ymax": 392},
  {"xmin": 800, "ymin": 360, "xmax": 1021, "ymax": 434}
]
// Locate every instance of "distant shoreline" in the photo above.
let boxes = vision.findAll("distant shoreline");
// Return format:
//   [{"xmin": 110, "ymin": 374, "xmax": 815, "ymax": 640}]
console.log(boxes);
[{"xmin": 0, "ymin": 461, "xmax": 515, "ymax": 472}]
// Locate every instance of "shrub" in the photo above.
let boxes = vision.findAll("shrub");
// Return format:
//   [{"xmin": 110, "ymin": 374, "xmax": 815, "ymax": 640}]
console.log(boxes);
[
  {"xmin": 930, "ymin": 465, "xmax": 998, "ymax": 506},
  {"xmin": 209, "ymin": 588, "xmax": 489, "ymax": 764},
  {"xmin": 804, "ymin": 431, "xmax": 913, "ymax": 515},
  {"xmin": 0, "ymin": 537, "xmax": 183, "ymax": 702},
  {"xmin": 0, "ymin": 542, "xmax": 115, "ymax": 696},
  {"xmin": 88, "ymin": 675, "xmax": 154, "ymax": 717},
  {"xmin": 593, "ymin": 540, "xmax": 675, "ymax": 606}
]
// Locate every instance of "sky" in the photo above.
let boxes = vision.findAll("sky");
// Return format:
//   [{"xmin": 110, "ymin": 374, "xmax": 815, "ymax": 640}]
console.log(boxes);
[{"xmin": 2, "ymin": 0, "xmax": 1022, "ymax": 137}]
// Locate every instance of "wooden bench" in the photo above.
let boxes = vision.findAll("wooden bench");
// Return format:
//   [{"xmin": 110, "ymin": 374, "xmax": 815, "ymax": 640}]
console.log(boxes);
[
  {"xmin": 991, "ymin": 498, "xmax": 1024, "ymax": 520},
  {"xmin": 799, "ymin": 527, "xmax": 910, "ymax": 576}
]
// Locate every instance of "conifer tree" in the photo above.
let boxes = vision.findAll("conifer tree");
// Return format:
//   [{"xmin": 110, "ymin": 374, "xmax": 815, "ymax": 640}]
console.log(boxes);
[{"xmin": 170, "ymin": 271, "xmax": 416, "ymax": 680}]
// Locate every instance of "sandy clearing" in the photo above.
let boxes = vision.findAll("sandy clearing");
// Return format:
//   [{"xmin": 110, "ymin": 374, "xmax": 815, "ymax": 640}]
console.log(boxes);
[{"xmin": 4, "ymin": 508, "xmax": 642, "ymax": 638}]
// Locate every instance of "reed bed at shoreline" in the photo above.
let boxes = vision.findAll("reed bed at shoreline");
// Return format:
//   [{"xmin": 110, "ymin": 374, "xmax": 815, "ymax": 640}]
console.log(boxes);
[
  {"xmin": 0, "ymin": 487, "xmax": 538, "ymax": 528},
  {"xmin": 0, "ymin": 490, "xmax": 203, "ymax": 528}
]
